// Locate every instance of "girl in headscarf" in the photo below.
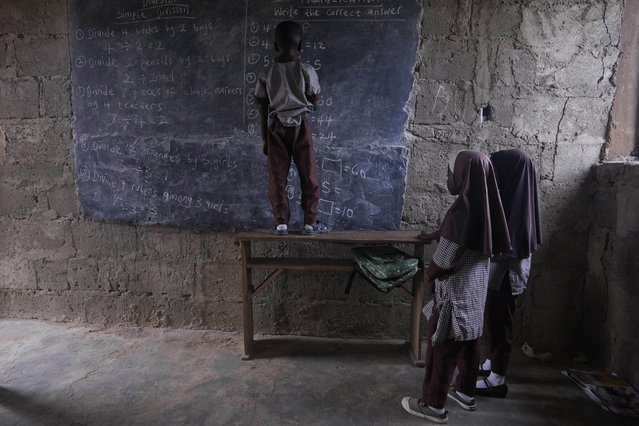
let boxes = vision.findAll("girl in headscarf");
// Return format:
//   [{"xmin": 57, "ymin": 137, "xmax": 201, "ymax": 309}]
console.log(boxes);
[
  {"xmin": 475, "ymin": 148, "xmax": 542, "ymax": 398},
  {"xmin": 402, "ymin": 150, "xmax": 510, "ymax": 423}
]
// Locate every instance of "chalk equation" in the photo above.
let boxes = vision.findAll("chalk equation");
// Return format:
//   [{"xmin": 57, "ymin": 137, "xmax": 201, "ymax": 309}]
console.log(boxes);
[{"xmin": 70, "ymin": 0, "xmax": 420, "ymax": 230}]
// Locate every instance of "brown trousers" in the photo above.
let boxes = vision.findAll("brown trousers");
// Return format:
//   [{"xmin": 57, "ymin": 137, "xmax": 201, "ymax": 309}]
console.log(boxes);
[
  {"xmin": 421, "ymin": 309, "xmax": 480, "ymax": 409},
  {"xmin": 482, "ymin": 275, "xmax": 517, "ymax": 376},
  {"xmin": 266, "ymin": 117, "xmax": 320, "ymax": 225}
]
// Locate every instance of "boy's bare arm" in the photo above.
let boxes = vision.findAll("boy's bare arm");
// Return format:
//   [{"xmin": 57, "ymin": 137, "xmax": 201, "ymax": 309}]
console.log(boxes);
[
  {"xmin": 259, "ymin": 103, "xmax": 269, "ymax": 142},
  {"xmin": 307, "ymin": 93, "xmax": 320, "ymax": 111}
]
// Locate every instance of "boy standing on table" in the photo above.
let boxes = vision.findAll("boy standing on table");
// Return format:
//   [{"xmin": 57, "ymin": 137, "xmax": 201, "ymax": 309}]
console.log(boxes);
[{"xmin": 255, "ymin": 20, "xmax": 328, "ymax": 235}]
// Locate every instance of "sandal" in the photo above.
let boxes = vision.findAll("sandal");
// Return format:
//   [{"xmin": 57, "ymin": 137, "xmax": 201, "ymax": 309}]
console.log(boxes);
[
  {"xmin": 478, "ymin": 367, "xmax": 490, "ymax": 377},
  {"xmin": 475, "ymin": 378, "xmax": 508, "ymax": 398}
]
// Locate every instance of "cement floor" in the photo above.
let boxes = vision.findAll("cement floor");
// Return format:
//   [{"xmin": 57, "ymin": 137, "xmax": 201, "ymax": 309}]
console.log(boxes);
[{"xmin": 0, "ymin": 319, "xmax": 636, "ymax": 425}]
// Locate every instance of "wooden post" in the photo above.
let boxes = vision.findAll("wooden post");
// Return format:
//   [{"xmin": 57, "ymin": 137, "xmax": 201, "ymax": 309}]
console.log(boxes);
[
  {"xmin": 409, "ymin": 242, "xmax": 426, "ymax": 367},
  {"xmin": 240, "ymin": 240, "xmax": 254, "ymax": 360}
]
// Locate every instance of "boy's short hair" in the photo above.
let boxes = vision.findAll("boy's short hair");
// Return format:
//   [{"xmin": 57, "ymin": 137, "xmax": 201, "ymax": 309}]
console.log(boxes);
[{"xmin": 275, "ymin": 20, "xmax": 302, "ymax": 50}]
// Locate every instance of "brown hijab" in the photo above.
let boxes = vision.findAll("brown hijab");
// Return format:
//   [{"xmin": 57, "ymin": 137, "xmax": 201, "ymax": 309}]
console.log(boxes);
[
  {"xmin": 440, "ymin": 150, "xmax": 511, "ymax": 256},
  {"xmin": 490, "ymin": 149, "xmax": 542, "ymax": 259}
]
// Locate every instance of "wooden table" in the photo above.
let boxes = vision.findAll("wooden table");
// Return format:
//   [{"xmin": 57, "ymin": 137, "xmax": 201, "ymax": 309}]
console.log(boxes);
[{"xmin": 235, "ymin": 230, "xmax": 431, "ymax": 366}]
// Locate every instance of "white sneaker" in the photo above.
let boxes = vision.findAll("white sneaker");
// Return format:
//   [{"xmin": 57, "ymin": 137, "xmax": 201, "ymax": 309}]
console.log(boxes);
[
  {"xmin": 447, "ymin": 389, "xmax": 477, "ymax": 411},
  {"xmin": 275, "ymin": 224, "xmax": 288, "ymax": 235},
  {"xmin": 401, "ymin": 397, "xmax": 448, "ymax": 423},
  {"xmin": 303, "ymin": 221, "xmax": 330, "ymax": 235}
]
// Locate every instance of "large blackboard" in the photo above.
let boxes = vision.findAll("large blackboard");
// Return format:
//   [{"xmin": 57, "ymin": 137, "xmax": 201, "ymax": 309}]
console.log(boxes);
[{"xmin": 70, "ymin": 0, "xmax": 421, "ymax": 231}]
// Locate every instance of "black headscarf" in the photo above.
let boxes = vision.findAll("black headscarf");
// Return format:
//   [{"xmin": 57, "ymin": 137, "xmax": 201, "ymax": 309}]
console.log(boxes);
[
  {"xmin": 440, "ymin": 150, "xmax": 511, "ymax": 256},
  {"xmin": 490, "ymin": 149, "xmax": 542, "ymax": 259}
]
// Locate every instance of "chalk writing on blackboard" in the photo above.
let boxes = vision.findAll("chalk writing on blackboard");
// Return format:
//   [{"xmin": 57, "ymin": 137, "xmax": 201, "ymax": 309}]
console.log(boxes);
[{"xmin": 70, "ymin": 0, "xmax": 420, "ymax": 230}]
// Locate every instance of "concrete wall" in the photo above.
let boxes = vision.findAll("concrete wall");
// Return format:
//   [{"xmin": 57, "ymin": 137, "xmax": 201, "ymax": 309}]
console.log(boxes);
[
  {"xmin": 0, "ymin": 0, "xmax": 242, "ymax": 331},
  {"xmin": 0, "ymin": 0, "xmax": 625, "ymax": 354},
  {"xmin": 584, "ymin": 162, "xmax": 639, "ymax": 385},
  {"xmin": 404, "ymin": 0, "xmax": 621, "ymax": 353}
]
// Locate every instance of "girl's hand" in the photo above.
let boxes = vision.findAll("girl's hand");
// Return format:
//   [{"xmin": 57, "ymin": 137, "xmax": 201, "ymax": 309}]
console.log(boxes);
[{"xmin": 419, "ymin": 230, "xmax": 435, "ymax": 242}]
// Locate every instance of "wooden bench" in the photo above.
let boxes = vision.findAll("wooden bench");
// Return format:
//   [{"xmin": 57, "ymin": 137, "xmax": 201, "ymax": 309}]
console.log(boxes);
[{"xmin": 234, "ymin": 230, "xmax": 431, "ymax": 366}]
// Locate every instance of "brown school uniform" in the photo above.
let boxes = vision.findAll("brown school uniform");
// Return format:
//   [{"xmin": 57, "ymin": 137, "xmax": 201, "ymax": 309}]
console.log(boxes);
[
  {"xmin": 254, "ymin": 58, "xmax": 321, "ymax": 226},
  {"xmin": 420, "ymin": 150, "xmax": 510, "ymax": 408}
]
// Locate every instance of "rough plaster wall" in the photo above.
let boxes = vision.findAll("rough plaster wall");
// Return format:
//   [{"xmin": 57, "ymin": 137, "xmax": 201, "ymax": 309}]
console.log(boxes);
[
  {"xmin": 404, "ymin": 0, "xmax": 621, "ymax": 352},
  {"xmin": 585, "ymin": 163, "xmax": 639, "ymax": 385},
  {"xmin": 0, "ymin": 0, "xmax": 624, "ymax": 351},
  {"xmin": 0, "ymin": 0, "xmax": 242, "ymax": 332},
  {"xmin": 250, "ymin": 241, "xmax": 421, "ymax": 338}
]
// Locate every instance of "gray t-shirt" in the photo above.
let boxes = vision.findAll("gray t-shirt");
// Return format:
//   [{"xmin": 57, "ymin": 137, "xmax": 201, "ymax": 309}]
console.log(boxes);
[{"xmin": 255, "ymin": 60, "xmax": 321, "ymax": 127}]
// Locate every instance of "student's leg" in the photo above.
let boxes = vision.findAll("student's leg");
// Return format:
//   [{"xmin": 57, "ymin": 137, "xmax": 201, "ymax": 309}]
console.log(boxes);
[
  {"xmin": 454, "ymin": 339, "xmax": 480, "ymax": 397},
  {"xmin": 420, "ymin": 309, "xmax": 437, "ymax": 403},
  {"xmin": 421, "ymin": 310, "xmax": 459, "ymax": 409},
  {"xmin": 292, "ymin": 118, "xmax": 320, "ymax": 225},
  {"xmin": 267, "ymin": 121, "xmax": 293, "ymax": 225},
  {"xmin": 488, "ymin": 276, "xmax": 516, "ymax": 376},
  {"xmin": 480, "ymin": 288, "xmax": 494, "ymax": 370}
]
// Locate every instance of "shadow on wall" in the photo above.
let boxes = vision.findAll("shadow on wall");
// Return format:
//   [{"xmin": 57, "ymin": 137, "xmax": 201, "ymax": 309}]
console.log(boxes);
[
  {"xmin": 581, "ymin": 162, "xmax": 639, "ymax": 386},
  {"xmin": 514, "ymin": 175, "xmax": 593, "ymax": 355}
]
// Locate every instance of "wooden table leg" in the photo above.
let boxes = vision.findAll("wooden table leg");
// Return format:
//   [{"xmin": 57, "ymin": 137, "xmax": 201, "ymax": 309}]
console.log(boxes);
[
  {"xmin": 409, "ymin": 243, "xmax": 425, "ymax": 367},
  {"xmin": 240, "ymin": 240, "xmax": 254, "ymax": 360}
]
